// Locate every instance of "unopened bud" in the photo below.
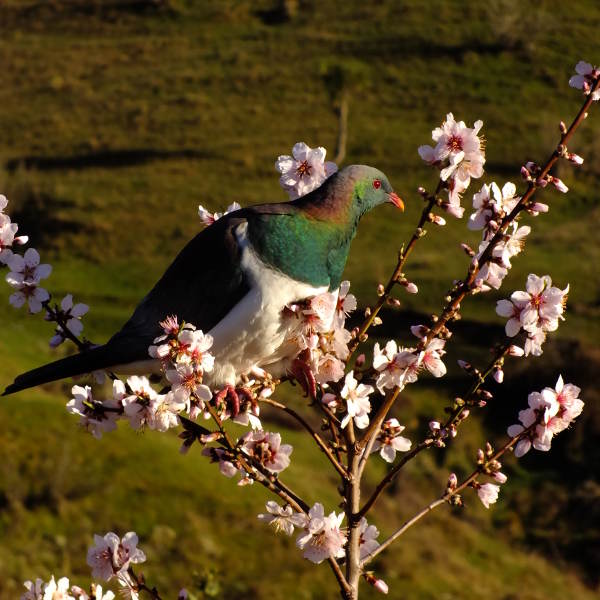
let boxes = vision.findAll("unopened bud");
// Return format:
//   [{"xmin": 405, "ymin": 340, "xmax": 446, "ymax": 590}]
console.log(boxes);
[
  {"xmin": 376, "ymin": 284, "xmax": 385, "ymax": 296},
  {"xmin": 448, "ymin": 424, "xmax": 457, "ymax": 438},
  {"xmin": 355, "ymin": 353, "xmax": 366, "ymax": 368},
  {"xmin": 178, "ymin": 589, "xmax": 189, "ymax": 600},
  {"xmin": 411, "ymin": 324, "xmax": 428, "ymax": 338},
  {"xmin": 493, "ymin": 471, "xmax": 508, "ymax": 484},
  {"xmin": 460, "ymin": 409, "xmax": 470, "ymax": 420},
  {"xmin": 359, "ymin": 333, "xmax": 368, "ymax": 342},
  {"xmin": 559, "ymin": 121, "xmax": 567, "ymax": 135},
  {"xmin": 429, "ymin": 420, "xmax": 441, "ymax": 433},
  {"xmin": 508, "ymin": 344, "xmax": 524, "ymax": 357},
  {"xmin": 493, "ymin": 368, "xmax": 504, "ymax": 384},
  {"xmin": 549, "ymin": 175, "xmax": 568, "ymax": 193},
  {"xmin": 447, "ymin": 472, "xmax": 458, "ymax": 490},
  {"xmin": 417, "ymin": 186, "xmax": 428, "ymax": 197},
  {"xmin": 477, "ymin": 448, "xmax": 485, "ymax": 463},
  {"xmin": 488, "ymin": 459, "xmax": 502, "ymax": 472},
  {"xmin": 479, "ymin": 389, "xmax": 493, "ymax": 400},
  {"xmin": 387, "ymin": 297, "xmax": 402, "ymax": 308},
  {"xmin": 364, "ymin": 307, "xmax": 372, "ymax": 317},
  {"xmin": 363, "ymin": 572, "xmax": 389, "ymax": 594},
  {"xmin": 404, "ymin": 281, "xmax": 419, "ymax": 294},
  {"xmin": 200, "ymin": 431, "xmax": 223, "ymax": 444},
  {"xmin": 520, "ymin": 166, "xmax": 532, "ymax": 181},
  {"xmin": 528, "ymin": 201, "xmax": 549, "ymax": 215},
  {"xmin": 373, "ymin": 316, "xmax": 383, "ymax": 326},
  {"xmin": 430, "ymin": 214, "xmax": 446, "ymax": 226},
  {"xmin": 485, "ymin": 442, "xmax": 493, "ymax": 456},
  {"xmin": 567, "ymin": 152, "xmax": 584, "ymax": 165},
  {"xmin": 535, "ymin": 177, "xmax": 548, "ymax": 188}
]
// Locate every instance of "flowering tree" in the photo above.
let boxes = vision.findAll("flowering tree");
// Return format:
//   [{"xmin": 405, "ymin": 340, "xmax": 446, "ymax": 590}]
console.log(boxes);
[{"xmin": 7, "ymin": 61, "xmax": 599, "ymax": 600}]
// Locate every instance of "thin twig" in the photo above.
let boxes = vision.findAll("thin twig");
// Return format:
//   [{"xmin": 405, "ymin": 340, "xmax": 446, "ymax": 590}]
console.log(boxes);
[
  {"xmin": 361, "ymin": 424, "xmax": 535, "ymax": 565},
  {"xmin": 260, "ymin": 397, "xmax": 349, "ymax": 479}
]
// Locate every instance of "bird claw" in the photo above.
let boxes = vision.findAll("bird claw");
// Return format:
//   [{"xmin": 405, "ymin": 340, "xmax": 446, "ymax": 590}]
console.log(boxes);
[{"xmin": 289, "ymin": 353, "xmax": 317, "ymax": 400}]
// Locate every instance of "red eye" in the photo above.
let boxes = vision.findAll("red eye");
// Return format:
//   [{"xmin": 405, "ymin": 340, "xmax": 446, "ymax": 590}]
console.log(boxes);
[{"xmin": 373, "ymin": 179, "xmax": 382, "ymax": 189}]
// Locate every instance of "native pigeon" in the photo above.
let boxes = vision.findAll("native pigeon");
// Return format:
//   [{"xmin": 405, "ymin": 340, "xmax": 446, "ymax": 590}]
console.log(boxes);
[{"xmin": 3, "ymin": 164, "xmax": 403, "ymax": 395}]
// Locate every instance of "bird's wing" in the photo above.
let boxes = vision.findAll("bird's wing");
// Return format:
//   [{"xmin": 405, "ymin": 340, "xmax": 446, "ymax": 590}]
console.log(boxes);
[{"xmin": 3, "ymin": 204, "xmax": 297, "ymax": 395}]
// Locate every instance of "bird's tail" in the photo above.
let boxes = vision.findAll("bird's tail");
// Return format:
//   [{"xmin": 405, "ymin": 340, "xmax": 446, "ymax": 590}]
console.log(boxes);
[{"xmin": 3, "ymin": 344, "xmax": 122, "ymax": 396}]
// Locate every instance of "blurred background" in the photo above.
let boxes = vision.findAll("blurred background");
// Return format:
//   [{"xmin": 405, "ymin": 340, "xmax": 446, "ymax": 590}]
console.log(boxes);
[{"xmin": 0, "ymin": 1, "xmax": 598, "ymax": 598}]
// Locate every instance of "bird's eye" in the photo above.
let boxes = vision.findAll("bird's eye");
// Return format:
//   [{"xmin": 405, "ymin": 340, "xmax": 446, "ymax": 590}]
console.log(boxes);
[{"xmin": 373, "ymin": 179, "xmax": 382, "ymax": 189}]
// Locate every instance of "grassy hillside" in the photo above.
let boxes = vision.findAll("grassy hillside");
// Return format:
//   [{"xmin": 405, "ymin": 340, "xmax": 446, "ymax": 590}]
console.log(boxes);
[{"xmin": 0, "ymin": 1, "xmax": 598, "ymax": 597}]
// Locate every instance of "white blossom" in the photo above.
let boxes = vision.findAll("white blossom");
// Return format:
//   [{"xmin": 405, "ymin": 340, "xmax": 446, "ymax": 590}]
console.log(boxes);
[
  {"xmin": 258, "ymin": 501, "xmax": 305, "ymax": 535},
  {"xmin": 340, "ymin": 370, "xmax": 373, "ymax": 429},
  {"xmin": 296, "ymin": 503, "xmax": 346, "ymax": 564},
  {"xmin": 569, "ymin": 60, "xmax": 600, "ymax": 101},
  {"xmin": 477, "ymin": 483, "xmax": 500, "ymax": 508},
  {"xmin": 371, "ymin": 418, "xmax": 412, "ymax": 462},
  {"xmin": 66, "ymin": 384, "xmax": 120, "ymax": 439},
  {"xmin": 358, "ymin": 518, "xmax": 380, "ymax": 559}
]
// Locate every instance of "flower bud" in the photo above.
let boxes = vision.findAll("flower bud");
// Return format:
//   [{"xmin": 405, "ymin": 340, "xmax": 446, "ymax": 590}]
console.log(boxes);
[
  {"xmin": 417, "ymin": 186, "xmax": 428, "ymax": 197},
  {"xmin": 355, "ymin": 353, "xmax": 366, "ymax": 368},
  {"xmin": 404, "ymin": 281, "xmax": 419, "ymax": 294},
  {"xmin": 373, "ymin": 316, "xmax": 383, "ymax": 326},
  {"xmin": 493, "ymin": 471, "xmax": 508, "ymax": 484},
  {"xmin": 520, "ymin": 165, "xmax": 531, "ymax": 180},
  {"xmin": 430, "ymin": 214, "xmax": 446, "ymax": 226},
  {"xmin": 535, "ymin": 177, "xmax": 548, "ymax": 188},
  {"xmin": 508, "ymin": 344, "xmax": 524, "ymax": 357},
  {"xmin": 447, "ymin": 472, "xmax": 458, "ymax": 490},
  {"xmin": 567, "ymin": 152, "xmax": 584, "ymax": 165},
  {"xmin": 376, "ymin": 284, "xmax": 385, "ymax": 296},
  {"xmin": 457, "ymin": 359, "xmax": 472, "ymax": 372},
  {"xmin": 429, "ymin": 420, "xmax": 441, "ymax": 433},
  {"xmin": 477, "ymin": 448, "xmax": 485, "ymax": 463},
  {"xmin": 493, "ymin": 368, "xmax": 504, "ymax": 384},
  {"xmin": 549, "ymin": 176, "xmax": 568, "ymax": 193},
  {"xmin": 460, "ymin": 242, "xmax": 475, "ymax": 256},
  {"xmin": 559, "ymin": 121, "xmax": 567, "ymax": 135},
  {"xmin": 485, "ymin": 442, "xmax": 493, "ymax": 456}
]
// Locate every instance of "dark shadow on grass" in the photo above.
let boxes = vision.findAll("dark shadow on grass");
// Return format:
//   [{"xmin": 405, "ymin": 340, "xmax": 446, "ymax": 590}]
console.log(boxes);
[{"xmin": 6, "ymin": 148, "xmax": 213, "ymax": 172}]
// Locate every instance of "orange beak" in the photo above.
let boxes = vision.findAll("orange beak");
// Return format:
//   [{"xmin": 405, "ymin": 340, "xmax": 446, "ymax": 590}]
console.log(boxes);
[{"xmin": 388, "ymin": 191, "xmax": 404, "ymax": 211}]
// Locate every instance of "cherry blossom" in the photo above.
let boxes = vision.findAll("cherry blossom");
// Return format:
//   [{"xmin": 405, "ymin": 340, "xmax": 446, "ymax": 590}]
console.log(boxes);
[
  {"xmin": 241, "ymin": 430, "xmax": 292, "ymax": 473},
  {"xmin": 258, "ymin": 501, "xmax": 306, "ymax": 535},
  {"xmin": 468, "ymin": 181, "xmax": 520, "ymax": 232},
  {"xmin": 296, "ymin": 503, "xmax": 346, "ymax": 564},
  {"xmin": 334, "ymin": 280, "xmax": 357, "ymax": 328},
  {"xmin": 67, "ymin": 384, "xmax": 120, "ymax": 439},
  {"xmin": 419, "ymin": 113, "xmax": 486, "ymax": 218},
  {"xmin": 340, "ymin": 370, "xmax": 373, "ymax": 429},
  {"xmin": 419, "ymin": 337, "xmax": 447, "ymax": 377},
  {"xmin": 22, "ymin": 578, "xmax": 46, "ymax": 600},
  {"xmin": 370, "ymin": 418, "xmax": 412, "ymax": 462},
  {"xmin": 569, "ymin": 60, "xmax": 600, "ymax": 101},
  {"xmin": 373, "ymin": 340, "xmax": 419, "ymax": 394},
  {"xmin": 477, "ymin": 482, "xmax": 500, "ymax": 508},
  {"xmin": 121, "ymin": 376, "xmax": 162, "ymax": 430},
  {"xmin": 49, "ymin": 294, "xmax": 90, "ymax": 347},
  {"xmin": 202, "ymin": 446, "xmax": 240, "ymax": 478},
  {"xmin": 507, "ymin": 376, "xmax": 583, "ymax": 457},
  {"xmin": 276, "ymin": 142, "xmax": 338, "ymax": 200},
  {"xmin": 6, "ymin": 248, "xmax": 52, "ymax": 313},
  {"xmin": 197, "ymin": 201, "xmax": 241, "ymax": 226},
  {"xmin": 166, "ymin": 362, "xmax": 212, "ymax": 408},
  {"xmin": 87, "ymin": 532, "xmax": 146, "ymax": 582},
  {"xmin": 358, "ymin": 518, "xmax": 381, "ymax": 559}
]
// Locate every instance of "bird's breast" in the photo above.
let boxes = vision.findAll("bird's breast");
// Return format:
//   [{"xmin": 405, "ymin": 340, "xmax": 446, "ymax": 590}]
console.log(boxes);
[{"xmin": 205, "ymin": 222, "xmax": 329, "ymax": 386}]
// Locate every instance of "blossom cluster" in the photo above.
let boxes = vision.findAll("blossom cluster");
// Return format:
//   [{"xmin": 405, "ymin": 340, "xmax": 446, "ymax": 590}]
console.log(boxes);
[
  {"xmin": 285, "ymin": 280, "xmax": 357, "ymax": 385},
  {"xmin": 496, "ymin": 274, "xmax": 568, "ymax": 356},
  {"xmin": 508, "ymin": 375, "xmax": 583, "ymax": 456},
  {"xmin": 197, "ymin": 201, "xmax": 241, "ymax": 226},
  {"xmin": 275, "ymin": 142, "xmax": 338, "ymax": 199},
  {"xmin": 419, "ymin": 113, "xmax": 485, "ymax": 218},
  {"xmin": 372, "ymin": 325, "xmax": 447, "ymax": 395},
  {"xmin": 258, "ymin": 501, "xmax": 382, "ymax": 567},
  {"xmin": 22, "ymin": 577, "xmax": 114, "ymax": 600}
]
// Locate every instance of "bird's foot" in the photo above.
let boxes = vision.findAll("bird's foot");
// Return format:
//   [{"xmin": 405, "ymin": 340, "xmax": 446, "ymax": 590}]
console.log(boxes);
[{"xmin": 289, "ymin": 352, "xmax": 317, "ymax": 400}]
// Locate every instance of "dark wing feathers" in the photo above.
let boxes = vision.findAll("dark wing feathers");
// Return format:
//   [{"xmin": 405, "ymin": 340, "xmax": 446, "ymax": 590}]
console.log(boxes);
[{"xmin": 3, "ymin": 212, "xmax": 257, "ymax": 396}]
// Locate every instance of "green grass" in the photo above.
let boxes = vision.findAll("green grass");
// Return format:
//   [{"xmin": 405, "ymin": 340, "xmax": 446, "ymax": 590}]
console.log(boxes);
[{"xmin": 0, "ymin": 0, "xmax": 599, "ymax": 597}]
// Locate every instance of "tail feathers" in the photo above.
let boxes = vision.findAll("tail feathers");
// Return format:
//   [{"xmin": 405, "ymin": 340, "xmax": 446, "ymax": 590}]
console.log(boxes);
[{"xmin": 3, "ymin": 344, "xmax": 134, "ymax": 396}]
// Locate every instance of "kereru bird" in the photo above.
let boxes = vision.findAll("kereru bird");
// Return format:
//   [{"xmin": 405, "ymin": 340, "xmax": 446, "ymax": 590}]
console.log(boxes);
[{"xmin": 3, "ymin": 165, "xmax": 403, "ymax": 395}]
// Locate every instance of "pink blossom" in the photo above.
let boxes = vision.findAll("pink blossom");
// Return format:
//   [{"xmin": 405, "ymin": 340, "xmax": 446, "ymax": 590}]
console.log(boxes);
[
  {"xmin": 241, "ymin": 430, "xmax": 292, "ymax": 473},
  {"xmin": 296, "ymin": 503, "xmax": 346, "ymax": 564},
  {"xmin": 371, "ymin": 418, "xmax": 412, "ymax": 462},
  {"xmin": 50, "ymin": 294, "xmax": 89, "ymax": 346},
  {"xmin": 373, "ymin": 341, "xmax": 419, "ymax": 393},
  {"xmin": 469, "ymin": 181, "xmax": 520, "ymax": 232},
  {"xmin": 359, "ymin": 517, "xmax": 380, "ymax": 559},
  {"xmin": 419, "ymin": 337, "xmax": 447, "ymax": 377},
  {"xmin": 477, "ymin": 483, "xmax": 500, "ymax": 508},
  {"xmin": 258, "ymin": 501, "xmax": 306, "ymax": 535},
  {"xmin": 6, "ymin": 248, "xmax": 52, "ymax": 313},
  {"xmin": 87, "ymin": 532, "xmax": 146, "ymax": 582},
  {"xmin": 569, "ymin": 60, "xmax": 600, "ymax": 101},
  {"xmin": 22, "ymin": 578, "xmax": 45, "ymax": 600},
  {"xmin": 334, "ymin": 280, "xmax": 357, "ymax": 328},
  {"xmin": 276, "ymin": 142, "xmax": 338, "ymax": 199}
]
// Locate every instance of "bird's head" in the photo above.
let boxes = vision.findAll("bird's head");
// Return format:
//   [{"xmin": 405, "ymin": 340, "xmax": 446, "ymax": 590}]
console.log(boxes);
[{"xmin": 342, "ymin": 164, "xmax": 404, "ymax": 214}]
